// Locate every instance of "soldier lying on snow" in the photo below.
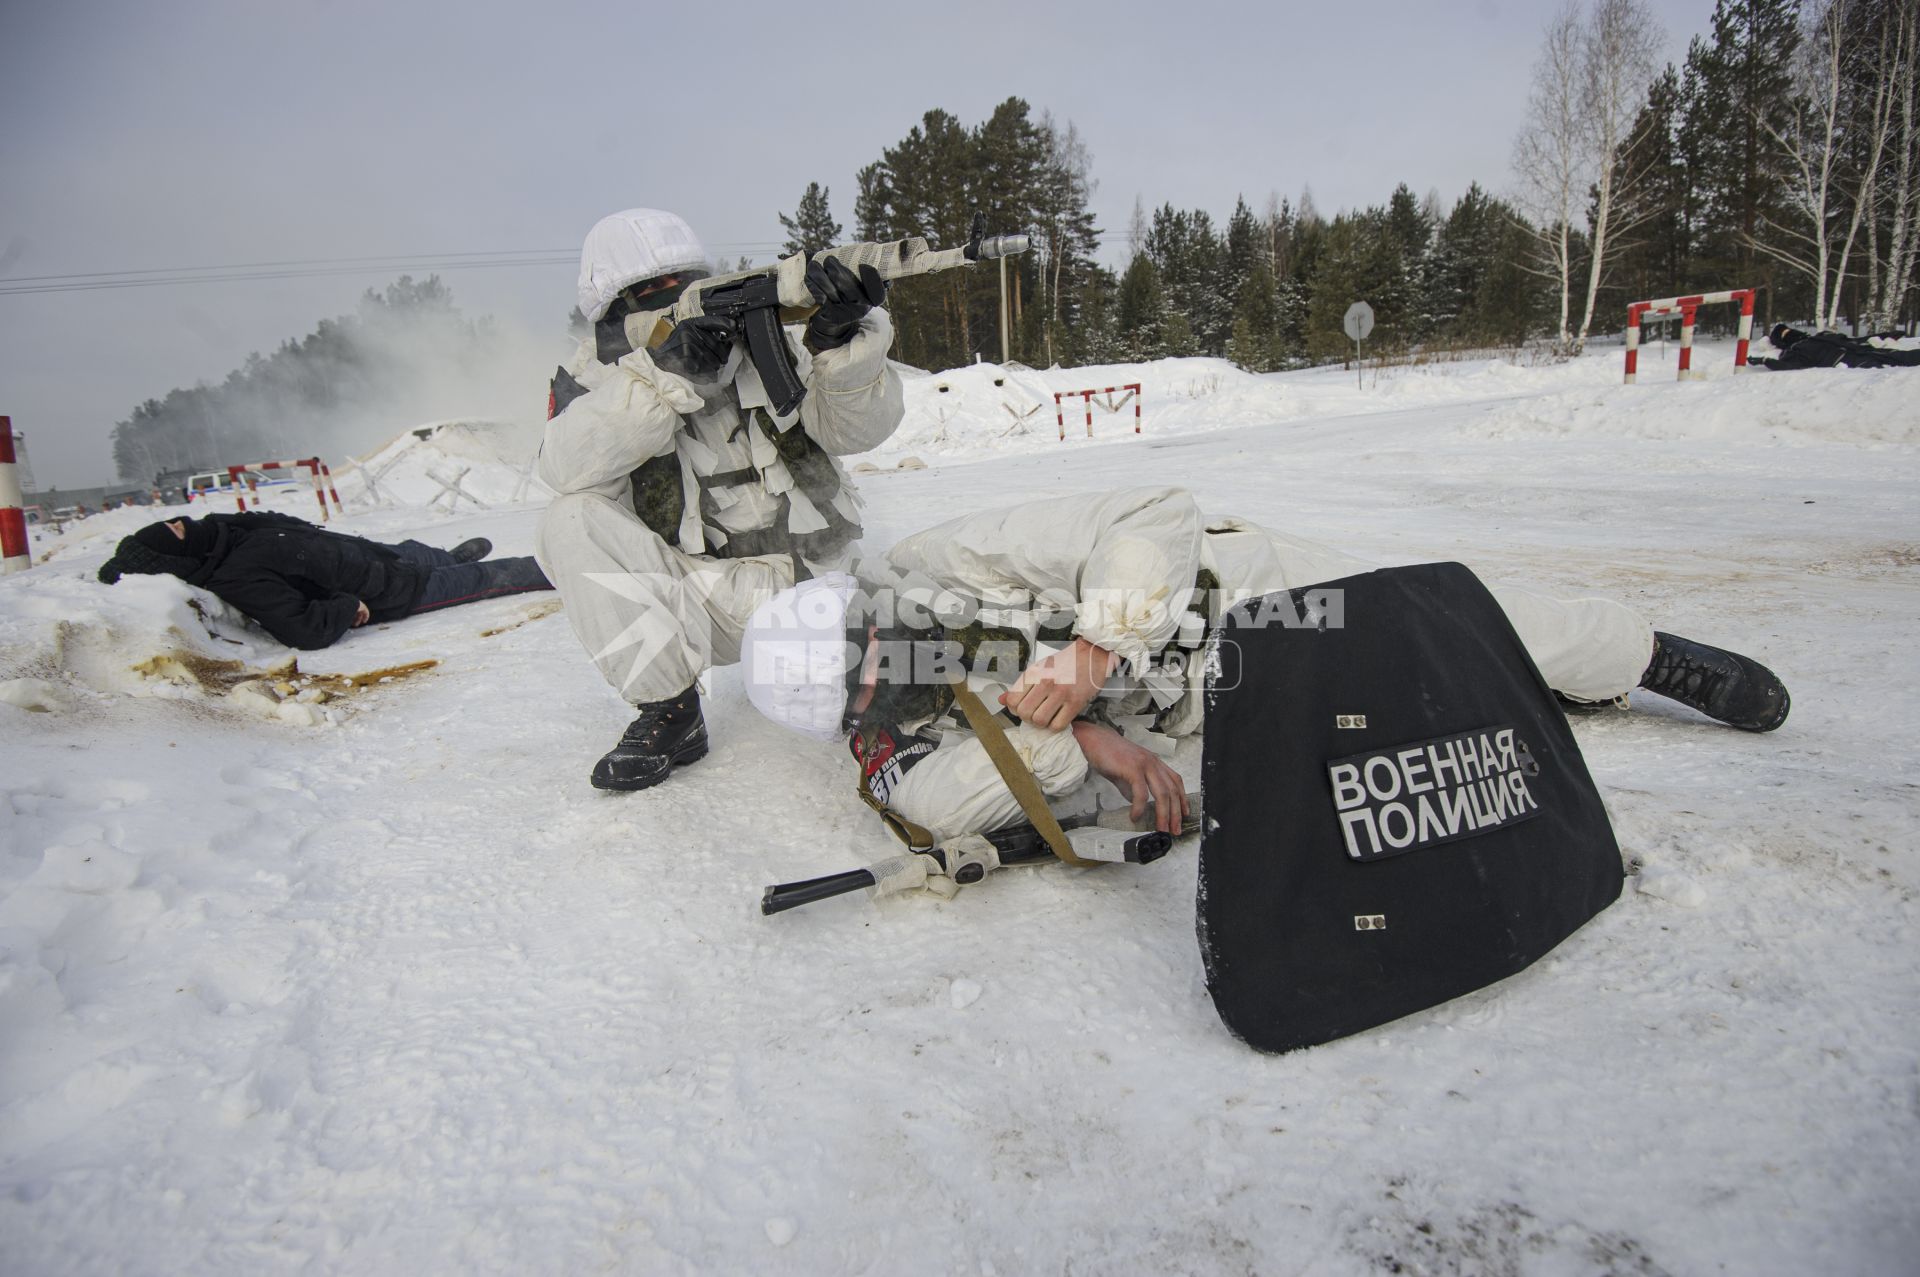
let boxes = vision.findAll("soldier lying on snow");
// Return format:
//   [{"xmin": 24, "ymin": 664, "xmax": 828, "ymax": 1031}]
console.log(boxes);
[
  {"xmin": 737, "ymin": 487, "xmax": 1791, "ymax": 845},
  {"xmin": 97, "ymin": 510, "xmax": 552, "ymax": 650}
]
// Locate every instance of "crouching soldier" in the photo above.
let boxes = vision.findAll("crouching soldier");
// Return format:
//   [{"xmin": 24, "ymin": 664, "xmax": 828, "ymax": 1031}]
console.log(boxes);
[
  {"xmin": 97, "ymin": 511, "xmax": 551, "ymax": 650},
  {"xmin": 535, "ymin": 207, "xmax": 905, "ymax": 792},
  {"xmin": 737, "ymin": 488, "xmax": 1791, "ymax": 845}
]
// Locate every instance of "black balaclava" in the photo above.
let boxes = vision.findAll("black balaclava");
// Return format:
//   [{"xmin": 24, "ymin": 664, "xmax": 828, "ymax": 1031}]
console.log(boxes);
[
  {"xmin": 98, "ymin": 519, "xmax": 212, "ymax": 584},
  {"xmin": 171, "ymin": 516, "xmax": 219, "ymax": 558},
  {"xmin": 595, "ymin": 272, "xmax": 709, "ymax": 364}
]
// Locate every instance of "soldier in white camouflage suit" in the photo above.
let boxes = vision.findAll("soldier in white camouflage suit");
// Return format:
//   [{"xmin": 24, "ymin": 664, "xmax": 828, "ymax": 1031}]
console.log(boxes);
[
  {"xmin": 737, "ymin": 487, "xmax": 1791, "ymax": 844},
  {"xmin": 536, "ymin": 208, "xmax": 905, "ymax": 791}
]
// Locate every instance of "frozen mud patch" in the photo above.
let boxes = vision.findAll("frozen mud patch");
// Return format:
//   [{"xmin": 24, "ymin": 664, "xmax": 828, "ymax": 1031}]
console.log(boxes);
[{"xmin": 1346, "ymin": 1184, "xmax": 1670, "ymax": 1276}]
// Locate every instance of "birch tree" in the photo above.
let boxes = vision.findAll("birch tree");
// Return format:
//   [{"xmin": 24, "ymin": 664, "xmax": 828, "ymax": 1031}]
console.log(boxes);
[
  {"xmin": 1513, "ymin": 2, "xmax": 1587, "ymax": 353},
  {"xmin": 1868, "ymin": 0, "xmax": 1919, "ymax": 329},
  {"xmin": 1574, "ymin": 0, "xmax": 1666, "ymax": 347},
  {"xmin": 1757, "ymin": 0, "xmax": 1899, "ymax": 326}
]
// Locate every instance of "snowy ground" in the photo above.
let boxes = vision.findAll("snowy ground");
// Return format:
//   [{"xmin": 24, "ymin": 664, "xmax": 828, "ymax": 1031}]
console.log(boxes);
[{"xmin": 2, "ymin": 343, "xmax": 1917, "ymax": 1275}]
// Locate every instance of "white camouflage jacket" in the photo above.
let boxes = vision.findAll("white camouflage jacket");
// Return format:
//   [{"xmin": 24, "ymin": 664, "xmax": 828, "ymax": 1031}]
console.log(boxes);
[
  {"xmin": 536, "ymin": 307, "xmax": 905, "ymax": 559},
  {"xmin": 871, "ymin": 487, "xmax": 1225, "ymax": 841}
]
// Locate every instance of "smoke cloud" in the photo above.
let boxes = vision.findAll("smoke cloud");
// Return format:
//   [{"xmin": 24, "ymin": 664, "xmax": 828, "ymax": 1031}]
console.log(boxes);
[{"xmin": 110, "ymin": 277, "xmax": 571, "ymax": 485}]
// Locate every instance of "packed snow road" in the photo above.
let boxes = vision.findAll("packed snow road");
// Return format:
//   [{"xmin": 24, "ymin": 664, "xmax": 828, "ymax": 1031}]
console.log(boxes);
[{"xmin": 2, "ymin": 351, "xmax": 1916, "ymax": 1274}]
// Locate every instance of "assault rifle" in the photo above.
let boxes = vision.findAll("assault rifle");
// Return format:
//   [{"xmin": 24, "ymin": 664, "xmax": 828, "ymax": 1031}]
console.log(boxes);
[
  {"xmin": 652, "ymin": 214, "xmax": 1029, "ymax": 418},
  {"xmin": 761, "ymin": 794, "xmax": 1201, "ymax": 916}
]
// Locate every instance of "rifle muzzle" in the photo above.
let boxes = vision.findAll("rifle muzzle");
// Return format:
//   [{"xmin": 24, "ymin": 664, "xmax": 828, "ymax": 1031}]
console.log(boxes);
[{"xmin": 972, "ymin": 234, "xmax": 1030, "ymax": 260}]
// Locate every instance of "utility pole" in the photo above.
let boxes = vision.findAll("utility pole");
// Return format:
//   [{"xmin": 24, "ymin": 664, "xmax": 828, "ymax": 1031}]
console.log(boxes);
[{"xmin": 999, "ymin": 255, "xmax": 1011, "ymax": 364}]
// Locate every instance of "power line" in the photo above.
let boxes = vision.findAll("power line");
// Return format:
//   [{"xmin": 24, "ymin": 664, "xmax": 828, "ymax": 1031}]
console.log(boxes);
[
  {"xmin": 0, "ymin": 246, "xmax": 581, "ymax": 285},
  {"xmin": 0, "ymin": 242, "xmax": 794, "ymax": 298}
]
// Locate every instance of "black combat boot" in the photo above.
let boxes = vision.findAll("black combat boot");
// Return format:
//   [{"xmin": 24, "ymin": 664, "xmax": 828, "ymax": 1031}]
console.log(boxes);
[
  {"xmin": 1638, "ymin": 632, "xmax": 1790, "ymax": 732},
  {"xmin": 590, "ymin": 684, "xmax": 709, "ymax": 791},
  {"xmin": 450, "ymin": 537, "xmax": 492, "ymax": 563}
]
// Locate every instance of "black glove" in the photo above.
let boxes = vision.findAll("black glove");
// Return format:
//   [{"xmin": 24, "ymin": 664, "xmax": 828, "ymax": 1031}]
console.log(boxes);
[
  {"xmin": 804, "ymin": 257, "xmax": 888, "ymax": 351},
  {"xmin": 651, "ymin": 315, "xmax": 736, "ymax": 380}
]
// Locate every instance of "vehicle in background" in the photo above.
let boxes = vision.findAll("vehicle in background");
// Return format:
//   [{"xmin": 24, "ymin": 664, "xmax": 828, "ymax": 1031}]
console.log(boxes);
[
  {"xmin": 153, "ymin": 466, "xmax": 210, "ymax": 506},
  {"xmin": 183, "ymin": 469, "xmax": 299, "ymax": 505}
]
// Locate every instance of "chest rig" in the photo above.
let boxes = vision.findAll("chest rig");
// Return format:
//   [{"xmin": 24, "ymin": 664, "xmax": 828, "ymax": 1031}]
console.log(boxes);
[{"xmin": 548, "ymin": 332, "xmax": 859, "ymax": 563}]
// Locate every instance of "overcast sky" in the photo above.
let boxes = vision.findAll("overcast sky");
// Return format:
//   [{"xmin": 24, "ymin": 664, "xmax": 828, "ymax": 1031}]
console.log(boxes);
[{"xmin": 0, "ymin": 0, "xmax": 1720, "ymax": 487}]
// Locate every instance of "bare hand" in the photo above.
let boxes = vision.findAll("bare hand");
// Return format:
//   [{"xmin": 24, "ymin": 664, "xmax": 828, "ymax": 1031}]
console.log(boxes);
[
  {"xmin": 1071, "ymin": 721, "xmax": 1190, "ymax": 835},
  {"xmin": 1000, "ymin": 637, "xmax": 1116, "ymax": 732},
  {"xmin": 353, "ymin": 601, "xmax": 371, "ymax": 627}
]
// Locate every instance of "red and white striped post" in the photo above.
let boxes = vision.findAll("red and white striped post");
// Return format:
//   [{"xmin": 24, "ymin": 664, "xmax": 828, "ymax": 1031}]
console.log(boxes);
[
  {"xmin": 1, "ymin": 417, "xmax": 30, "ymax": 575},
  {"xmin": 1733, "ymin": 289, "xmax": 1755, "ymax": 369},
  {"xmin": 1624, "ymin": 303, "xmax": 1648, "ymax": 383},
  {"xmin": 1054, "ymin": 384, "xmax": 1145, "ymax": 440},
  {"xmin": 1624, "ymin": 289, "xmax": 1754, "ymax": 383},
  {"xmin": 229, "ymin": 457, "xmax": 344, "ymax": 520}
]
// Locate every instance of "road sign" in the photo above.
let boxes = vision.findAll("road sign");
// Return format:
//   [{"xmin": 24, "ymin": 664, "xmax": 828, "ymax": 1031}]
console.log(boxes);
[{"xmin": 1344, "ymin": 302, "xmax": 1375, "ymax": 390}]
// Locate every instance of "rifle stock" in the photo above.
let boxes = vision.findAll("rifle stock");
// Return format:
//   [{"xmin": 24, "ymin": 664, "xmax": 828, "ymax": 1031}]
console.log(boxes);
[{"xmin": 760, "ymin": 796, "xmax": 1200, "ymax": 916}]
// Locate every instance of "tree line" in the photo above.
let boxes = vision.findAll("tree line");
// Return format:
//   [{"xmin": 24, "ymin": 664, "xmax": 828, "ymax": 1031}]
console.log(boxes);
[
  {"xmin": 111, "ymin": 0, "xmax": 1916, "ymax": 481},
  {"xmin": 110, "ymin": 277, "xmax": 502, "ymax": 483},
  {"xmin": 788, "ymin": 0, "xmax": 1916, "ymax": 372},
  {"xmin": 1517, "ymin": 0, "xmax": 1918, "ymax": 353}
]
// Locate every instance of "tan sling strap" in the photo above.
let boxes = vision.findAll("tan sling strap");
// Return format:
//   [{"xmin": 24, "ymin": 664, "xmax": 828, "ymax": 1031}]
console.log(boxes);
[
  {"xmin": 855, "ymin": 776, "xmax": 938, "ymax": 853},
  {"xmin": 943, "ymin": 676, "xmax": 1094, "ymax": 868}
]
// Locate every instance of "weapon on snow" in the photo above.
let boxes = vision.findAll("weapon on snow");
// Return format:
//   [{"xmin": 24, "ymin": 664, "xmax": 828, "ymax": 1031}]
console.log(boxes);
[
  {"xmin": 652, "ymin": 214, "xmax": 1029, "ymax": 418},
  {"xmin": 760, "ymin": 796, "xmax": 1200, "ymax": 916}
]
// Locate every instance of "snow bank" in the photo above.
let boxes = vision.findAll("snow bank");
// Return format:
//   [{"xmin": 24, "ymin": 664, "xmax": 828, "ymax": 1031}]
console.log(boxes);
[
  {"xmin": 331, "ymin": 417, "xmax": 548, "ymax": 510},
  {"xmin": 874, "ymin": 356, "xmax": 1299, "ymax": 461},
  {"xmin": 872, "ymin": 339, "xmax": 1920, "ymax": 466},
  {"xmin": 0, "ymin": 564, "xmax": 288, "ymax": 705},
  {"xmin": 1465, "ymin": 361, "xmax": 1920, "ymax": 448}
]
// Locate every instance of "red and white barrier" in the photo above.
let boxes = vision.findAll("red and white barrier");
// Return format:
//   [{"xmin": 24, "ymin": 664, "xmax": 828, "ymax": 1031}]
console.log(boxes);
[
  {"xmin": 1054, "ymin": 383, "xmax": 1143, "ymax": 440},
  {"xmin": 230, "ymin": 457, "xmax": 344, "ymax": 522},
  {"xmin": 1625, "ymin": 289, "xmax": 1754, "ymax": 383},
  {"xmin": 1, "ymin": 416, "xmax": 29, "ymax": 574}
]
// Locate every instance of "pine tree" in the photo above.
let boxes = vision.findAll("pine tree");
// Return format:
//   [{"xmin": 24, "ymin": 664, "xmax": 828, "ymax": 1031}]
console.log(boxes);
[
  {"xmin": 779, "ymin": 182, "xmax": 843, "ymax": 257},
  {"xmin": 1116, "ymin": 253, "xmax": 1169, "ymax": 358},
  {"xmin": 1145, "ymin": 205, "xmax": 1230, "ymax": 355},
  {"xmin": 853, "ymin": 163, "xmax": 890, "ymax": 242},
  {"xmin": 1072, "ymin": 264, "xmax": 1125, "ymax": 364},
  {"xmin": 972, "ymin": 99, "xmax": 1047, "ymax": 362},
  {"xmin": 1680, "ymin": 0, "xmax": 1802, "ymax": 317},
  {"xmin": 1227, "ymin": 251, "xmax": 1284, "ymax": 371},
  {"xmin": 1385, "ymin": 183, "xmax": 1436, "ymax": 342}
]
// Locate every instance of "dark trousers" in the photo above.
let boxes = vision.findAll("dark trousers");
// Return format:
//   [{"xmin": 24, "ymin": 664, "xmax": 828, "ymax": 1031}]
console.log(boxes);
[{"xmin": 389, "ymin": 540, "xmax": 554, "ymax": 614}]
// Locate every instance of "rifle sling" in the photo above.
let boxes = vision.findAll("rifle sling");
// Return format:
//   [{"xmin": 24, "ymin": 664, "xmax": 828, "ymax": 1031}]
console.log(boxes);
[
  {"xmin": 944, "ymin": 677, "xmax": 1094, "ymax": 869},
  {"xmin": 856, "ymin": 781, "xmax": 936, "ymax": 853}
]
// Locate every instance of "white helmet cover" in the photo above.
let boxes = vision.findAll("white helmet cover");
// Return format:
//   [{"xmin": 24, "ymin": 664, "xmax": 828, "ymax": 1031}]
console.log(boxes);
[
  {"xmin": 740, "ymin": 573, "xmax": 862, "ymax": 742},
  {"xmin": 576, "ymin": 208, "xmax": 710, "ymax": 322}
]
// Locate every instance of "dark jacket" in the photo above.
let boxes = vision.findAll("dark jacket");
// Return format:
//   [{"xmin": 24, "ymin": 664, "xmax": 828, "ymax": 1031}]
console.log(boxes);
[
  {"xmin": 185, "ymin": 511, "xmax": 428, "ymax": 650},
  {"xmin": 1754, "ymin": 326, "xmax": 1920, "ymax": 371}
]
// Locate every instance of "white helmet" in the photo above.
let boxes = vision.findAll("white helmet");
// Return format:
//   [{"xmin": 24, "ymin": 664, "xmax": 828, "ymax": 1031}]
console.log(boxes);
[
  {"xmin": 739, "ymin": 573, "xmax": 862, "ymax": 741},
  {"xmin": 576, "ymin": 208, "xmax": 710, "ymax": 322}
]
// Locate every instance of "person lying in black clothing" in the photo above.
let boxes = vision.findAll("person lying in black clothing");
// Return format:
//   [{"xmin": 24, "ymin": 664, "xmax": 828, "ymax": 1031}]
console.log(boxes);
[
  {"xmin": 1750, "ymin": 323, "xmax": 1920, "ymax": 371},
  {"xmin": 97, "ymin": 510, "xmax": 553, "ymax": 650}
]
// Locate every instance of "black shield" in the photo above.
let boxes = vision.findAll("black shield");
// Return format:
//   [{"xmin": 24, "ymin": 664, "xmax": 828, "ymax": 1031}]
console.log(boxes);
[{"xmin": 1198, "ymin": 562, "xmax": 1622, "ymax": 1053}]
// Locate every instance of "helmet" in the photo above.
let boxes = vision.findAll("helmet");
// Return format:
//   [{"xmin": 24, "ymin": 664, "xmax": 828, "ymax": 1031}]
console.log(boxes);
[
  {"xmin": 576, "ymin": 208, "xmax": 710, "ymax": 322},
  {"xmin": 739, "ymin": 573, "xmax": 862, "ymax": 741}
]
